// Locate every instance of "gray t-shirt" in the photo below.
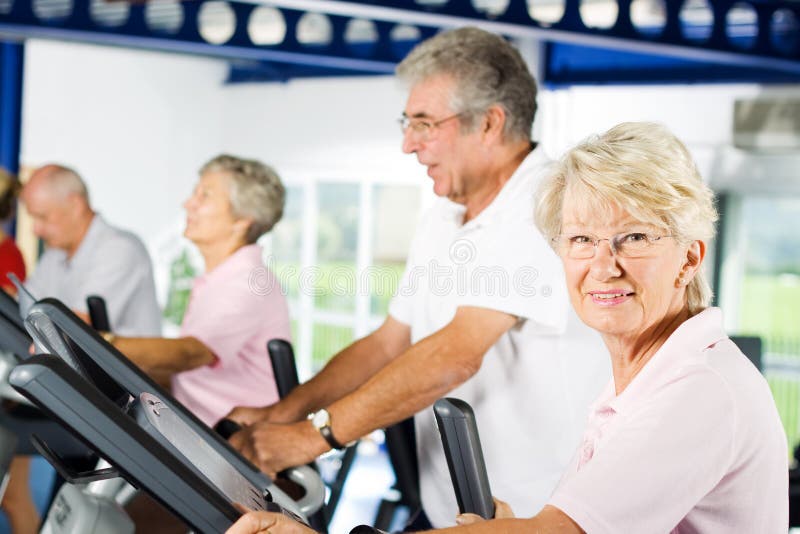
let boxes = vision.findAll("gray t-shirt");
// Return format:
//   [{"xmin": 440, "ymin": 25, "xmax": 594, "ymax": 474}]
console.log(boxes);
[{"xmin": 27, "ymin": 214, "xmax": 161, "ymax": 336}]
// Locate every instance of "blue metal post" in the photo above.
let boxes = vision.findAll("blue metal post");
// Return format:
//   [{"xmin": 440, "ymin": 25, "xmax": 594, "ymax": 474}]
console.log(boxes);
[
  {"xmin": 0, "ymin": 39, "xmax": 24, "ymax": 241},
  {"xmin": 0, "ymin": 40, "xmax": 24, "ymax": 175}
]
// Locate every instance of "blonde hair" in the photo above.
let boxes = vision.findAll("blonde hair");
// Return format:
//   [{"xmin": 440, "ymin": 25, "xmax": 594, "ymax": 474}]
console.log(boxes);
[
  {"xmin": 0, "ymin": 168, "xmax": 21, "ymax": 221},
  {"xmin": 535, "ymin": 122, "xmax": 718, "ymax": 313}
]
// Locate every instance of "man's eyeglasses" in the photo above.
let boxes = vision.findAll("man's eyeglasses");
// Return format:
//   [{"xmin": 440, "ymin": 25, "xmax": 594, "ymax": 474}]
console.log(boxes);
[
  {"xmin": 398, "ymin": 112, "xmax": 465, "ymax": 141},
  {"xmin": 553, "ymin": 232, "xmax": 675, "ymax": 259}
]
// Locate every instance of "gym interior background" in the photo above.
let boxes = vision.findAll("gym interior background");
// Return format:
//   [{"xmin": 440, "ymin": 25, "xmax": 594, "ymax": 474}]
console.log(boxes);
[{"xmin": 1, "ymin": 0, "xmax": 799, "ymax": 531}]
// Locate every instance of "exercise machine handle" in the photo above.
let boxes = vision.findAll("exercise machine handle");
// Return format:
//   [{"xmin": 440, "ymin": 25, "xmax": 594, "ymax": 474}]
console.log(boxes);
[{"xmin": 433, "ymin": 397, "xmax": 494, "ymax": 519}]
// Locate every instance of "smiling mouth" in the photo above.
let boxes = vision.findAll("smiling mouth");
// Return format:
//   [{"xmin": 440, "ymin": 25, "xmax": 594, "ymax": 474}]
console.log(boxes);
[{"xmin": 589, "ymin": 291, "xmax": 634, "ymax": 300}]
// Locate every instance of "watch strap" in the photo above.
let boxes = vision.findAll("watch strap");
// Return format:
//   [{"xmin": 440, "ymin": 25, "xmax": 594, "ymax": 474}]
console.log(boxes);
[{"xmin": 319, "ymin": 423, "xmax": 346, "ymax": 451}]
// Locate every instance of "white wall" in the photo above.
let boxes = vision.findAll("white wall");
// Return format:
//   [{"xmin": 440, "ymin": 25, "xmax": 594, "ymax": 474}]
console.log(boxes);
[
  {"xmin": 22, "ymin": 40, "xmax": 230, "ymax": 241},
  {"xmin": 21, "ymin": 40, "xmax": 430, "ymax": 245},
  {"xmin": 538, "ymin": 83, "xmax": 800, "ymax": 194},
  {"xmin": 218, "ymin": 76, "xmax": 424, "ymax": 183},
  {"xmin": 20, "ymin": 38, "xmax": 800, "ymax": 250}
]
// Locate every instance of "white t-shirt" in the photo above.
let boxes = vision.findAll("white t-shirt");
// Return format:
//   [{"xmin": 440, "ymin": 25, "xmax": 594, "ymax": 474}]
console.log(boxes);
[
  {"xmin": 389, "ymin": 148, "xmax": 610, "ymax": 527},
  {"xmin": 549, "ymin": 308, "xmax": 788, "ymax": 534},
  {"xmin": 27, "ymin": 214, "xmax": 161, "ymax": 336}
]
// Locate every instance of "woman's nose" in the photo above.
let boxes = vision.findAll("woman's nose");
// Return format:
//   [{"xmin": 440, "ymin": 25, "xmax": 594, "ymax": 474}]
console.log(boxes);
[{"xmin": 589, "ymin": 241, "xmax": 622, "ymax": 281}]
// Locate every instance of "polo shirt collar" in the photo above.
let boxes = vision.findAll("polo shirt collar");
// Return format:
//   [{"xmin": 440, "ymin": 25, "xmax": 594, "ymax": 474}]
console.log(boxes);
[{"xmin": 599, "ymin": 308, "xmax": 727, "ymax": 415}]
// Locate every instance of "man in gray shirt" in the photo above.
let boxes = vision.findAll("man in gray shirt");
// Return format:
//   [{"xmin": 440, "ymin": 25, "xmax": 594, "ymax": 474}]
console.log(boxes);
[
  {"xmin": 20, "ymin": 163, "xmax": 161, "ymax": 335},
  {"xmin": 2, "ymin": 164, "xmax": 161, "ymax": 532}
]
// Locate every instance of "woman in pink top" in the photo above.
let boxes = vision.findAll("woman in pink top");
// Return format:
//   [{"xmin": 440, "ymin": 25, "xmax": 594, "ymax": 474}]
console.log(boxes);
[
  {"xmin": 227, "ymin": 123, "xmax": 788, "ymax": 534},
  {"xmin": 107, "ymin": 154, "xmax": 290, "ymax": 427}
]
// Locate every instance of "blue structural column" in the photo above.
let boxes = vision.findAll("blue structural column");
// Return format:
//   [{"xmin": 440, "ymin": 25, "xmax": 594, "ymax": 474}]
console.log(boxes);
[{"xmin": 0, "ymin": 40, "xmax": 24, "ymax": 175}]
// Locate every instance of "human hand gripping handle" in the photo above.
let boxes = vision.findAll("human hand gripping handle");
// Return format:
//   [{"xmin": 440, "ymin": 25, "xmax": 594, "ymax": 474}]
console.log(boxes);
[
  {"xmin": 226, "ymin": 509, "xmax": 392, "ymax": 534},
  {"xmin": 226, "ymin": 404, "xmax": 278, "ymax": 426},
  {"xmin": 456, "ymin": 497, "xmax": 515, "ymax": 525},
  {"xmin": 228, "ymin": 419, "xmax": 326, "ymax": 479},
  {"xmin": 214, "ymin": 418, "xmax": 243, "ymax": 440},
  {"xmin": 226, "ymin": 505, "xmax": 317, "ymax": 534}
]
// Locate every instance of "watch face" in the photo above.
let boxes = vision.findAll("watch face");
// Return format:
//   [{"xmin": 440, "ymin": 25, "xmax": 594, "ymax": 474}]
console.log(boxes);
[{"xmin": 311, "ymin": 409, "xmax": 329, "ymax": 428}]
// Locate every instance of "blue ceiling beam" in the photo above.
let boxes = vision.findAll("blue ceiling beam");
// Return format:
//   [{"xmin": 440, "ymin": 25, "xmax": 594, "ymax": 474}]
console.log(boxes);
[
  {"xmin": 0, "ymin": 0, "xmax": 437, "ymax": 73},
  {"xmin": 0, "ymin": 0, "xmax": 797, "ymax": 80},
  {"xmin": 545, "ymin": 40, "xmax": 800, "ymax": 85},
  {"xmin": 263, "ymin": 0, "xmax": 800, "ymax": 74}
]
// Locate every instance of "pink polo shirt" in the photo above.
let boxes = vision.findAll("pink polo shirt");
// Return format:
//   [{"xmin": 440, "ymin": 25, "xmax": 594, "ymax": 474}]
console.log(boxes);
[
  {"xmin": 549, "ymin": 308, "xmax": 788, "ymax": 533},
  {"xmin": 171, "ymin": 244, "xmax": 290, "ymax": 426}
]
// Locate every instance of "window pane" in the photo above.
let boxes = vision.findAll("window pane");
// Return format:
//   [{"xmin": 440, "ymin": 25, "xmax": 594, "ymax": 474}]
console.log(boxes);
[
  {"xmin": 734, "ymin": 196, "xmax": 800, "ymax": 448},
  {"xmin": 370, "ymin": 184, "xmax": 419, "ymax": 316},
  {"xmin": 316, "ymin": 183, "xmax": 359, "ymax": 312},
  {"xmin": 312, "ymin": 324, "xmax": 353, "ymax": 372},
  {"xmin": 738, "ymin": 197, "xmax": 800, "ymax": 337},
  {"xmin": 270, "ymin": 185, "xmax": 304, "ymax": 300},
  {"xmin": 290, "ymin": 319, "xmax": 299, "ymax": 346},
  {"xmin": 162, "ymin": 246, "xmax": 201, "ymax": 327}
]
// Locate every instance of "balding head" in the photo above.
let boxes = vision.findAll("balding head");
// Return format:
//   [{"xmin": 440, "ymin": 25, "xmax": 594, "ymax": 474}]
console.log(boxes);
[
  {"xmin": 21, "ymin": 164, "xmax": 94, "ymax": 256},
  {"xmin": 24, "ymin": 164, "xmax": 90, "ymax": 204}
]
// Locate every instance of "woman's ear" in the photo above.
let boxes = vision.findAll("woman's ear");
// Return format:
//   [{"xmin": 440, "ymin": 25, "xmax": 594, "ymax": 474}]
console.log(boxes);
[
  {"xmin": 680, "ymin": 240, "xmax": 706, "ymax": 284},
  {"xmin": 232, "ymin": 217, "xmax": 253, "ymax": 241}
]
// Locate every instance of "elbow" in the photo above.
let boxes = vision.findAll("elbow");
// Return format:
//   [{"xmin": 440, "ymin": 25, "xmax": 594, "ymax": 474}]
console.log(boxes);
[
  {"xmin": 168, "ymin": 337, "xmax": 215, "ymax": 373},
  {"xmin": 438, "ymin": 352, "xmax": 482, "ymax": 390},
  {"xmin": 188, "ymin": 338, "xmax": 216, "ymax": 369}
]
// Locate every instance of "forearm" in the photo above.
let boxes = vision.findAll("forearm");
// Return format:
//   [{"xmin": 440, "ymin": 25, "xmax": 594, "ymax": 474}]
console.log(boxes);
[
  {"xmin": 272, "ymin": 333, "xmax": 401, "ymax": 422},
  {"xmin": 325, "ymin": 332, "xmax": 478, "ymax": 443},
  {"xmin": 428, "ymin": 506, "xmax": 582, "ymax": 534},
  {"xmin": 431, "ymin": 519, "xmax": 530, "ymax": 533},
  {"xmin": 113, "ymin": 336, "xmax": 215, "ymax": 374},
  {"xmin": 431, "ymin": 518, "xmax": 572, "ymax": 534},
  {"xmin": 149, "ymin": 368, "xmax": 174, "ymax": 390}
]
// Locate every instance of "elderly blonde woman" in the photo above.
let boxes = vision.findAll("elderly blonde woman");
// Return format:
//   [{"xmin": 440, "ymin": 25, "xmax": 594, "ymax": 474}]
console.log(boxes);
[
  {"xmin": 226, "ymin": 123, "xmax": 788, "ymax": 534},
  {"xmin": 108, "ymin": 154, "xmax": 290, "ymax": 427}
]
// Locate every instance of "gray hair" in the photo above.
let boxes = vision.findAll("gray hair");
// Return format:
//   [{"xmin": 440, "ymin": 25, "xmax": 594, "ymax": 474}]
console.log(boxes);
[
  {"xmin": 200, "ymin": 154, "xmax": 285, "ymax": 244},
  {"xmin": 534, "ymin": 122, "xmax": 718, "ymax": 314},
  {"xmin": 37, "ymin": 164, "xmax": 90, "ymax": 203},
  {"xmin": 396, "ymin": 26, "xmax": 537, "ymax": 141}
]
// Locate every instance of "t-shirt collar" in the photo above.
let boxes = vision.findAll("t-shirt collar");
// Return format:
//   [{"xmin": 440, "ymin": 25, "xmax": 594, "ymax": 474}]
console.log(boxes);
[{"xmin": 439, "ymin": 144, "xmax": 545, "ymax": 230}]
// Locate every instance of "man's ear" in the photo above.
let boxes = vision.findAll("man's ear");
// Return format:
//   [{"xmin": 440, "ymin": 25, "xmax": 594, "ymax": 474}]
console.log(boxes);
[
  {"xmin": 66, "ymin": 192, "xmax": 85, "ymax": 214},
  {"xmin": 481, "ymin": 104, "xmax": 506, "ymax": 143}
]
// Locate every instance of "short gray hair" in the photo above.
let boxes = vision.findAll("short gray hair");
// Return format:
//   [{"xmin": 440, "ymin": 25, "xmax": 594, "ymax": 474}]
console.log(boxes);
[
  {"xmin": 200, "ymin": 154, "xmax": 285, "ymax": 244},
  {"xmin": 38, "ymin": 164, "xmax": 90, "ymax": 203},
  {"xmin": 534, "ymin": 122, "xmax": 719, "ymax": 313},
  {"xmin": 396, "ymin": 27, "xmax": 537, "ymax": 141}
]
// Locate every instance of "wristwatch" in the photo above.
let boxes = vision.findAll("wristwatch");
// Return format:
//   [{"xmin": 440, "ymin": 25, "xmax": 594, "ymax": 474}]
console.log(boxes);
[{"xmin": 308, "ymin": 408, "xmax": 347, "ymax": 451}]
